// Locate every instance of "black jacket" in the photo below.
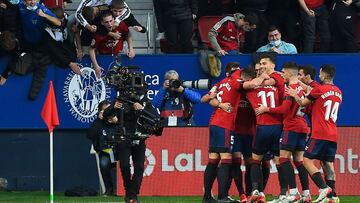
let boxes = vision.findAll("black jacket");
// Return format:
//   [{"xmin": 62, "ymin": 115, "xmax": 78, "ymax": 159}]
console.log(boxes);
[{"xmin": 153, "ymin": 0, "xmax": 198, "ymax": 32}]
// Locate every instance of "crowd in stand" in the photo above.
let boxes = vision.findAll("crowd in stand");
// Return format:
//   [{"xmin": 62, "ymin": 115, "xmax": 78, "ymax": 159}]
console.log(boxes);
[{"xmin": 0, "ymin": 0, "xmax": 359, "ymax": 100}]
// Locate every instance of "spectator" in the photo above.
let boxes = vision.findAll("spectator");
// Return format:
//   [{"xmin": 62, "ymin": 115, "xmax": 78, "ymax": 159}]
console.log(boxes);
[
  {"xmin": 208, "ymin": 13, "xmax": 258, "ymax": 56},
  {"xmin": 0, "ymin": 31, "xmax": 21, "ymax": 85},
  {"xmin": 0, "ymin": 0, "xmax": 22, "ymax": 43},
  {"xmin": 89, "ymin": 11, "xmax": 135, "ymax": 78},
  {"xmin": 329, "ymin": 0, "xmax": 359, "ymax": 52},
  {"xmin": 152, "ymin": 70, "xmax": 201, "ymax": 126},
  {"xmin": 18, "ymin": 0, "xmax": 61, "ymax": 100},
  {"xmin": 267, "ymin": 0, "xmax": 301, "ymax": 49},
  {"xmin": 235, "ymin": 0, "xmax": 270, "ymax": 53},
  {"xmin": 153, "ymin": 0, "xmax": 197, "ymax": 53},
  {"xmin": 256, "ymin": 25, "xmax": 297, "ymax": 54},
  {"xmin": 44, "ymin": 7, "xmax": 81, "ymax": 75},
  {"xmin": 298, "ymin": 0, "xmax": 331, "ymax": 53}
]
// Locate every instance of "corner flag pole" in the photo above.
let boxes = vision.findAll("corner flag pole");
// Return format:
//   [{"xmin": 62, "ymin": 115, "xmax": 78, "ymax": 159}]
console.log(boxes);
[{"xmin": 41, "ymin": 81, "xmax": 60, "ymax": 203}]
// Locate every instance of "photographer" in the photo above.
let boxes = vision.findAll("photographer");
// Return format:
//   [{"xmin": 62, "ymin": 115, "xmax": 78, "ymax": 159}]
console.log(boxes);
[
  {"xmin": 152, "ymin": 70, "xmax": 201, "ymax": 126},
  {"xmin": 87, "ymin": 100, "xmax": 120, "ymax": 196},
  {"xmin": 116, "ymin": 92, "xmax": 158, "ymax": 203}
]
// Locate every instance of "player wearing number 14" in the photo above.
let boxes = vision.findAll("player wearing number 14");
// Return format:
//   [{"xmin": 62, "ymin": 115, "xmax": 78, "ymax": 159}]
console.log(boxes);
[{"xmin": 286, "ymin": 64, "xmax": 342, "ymax": 203}]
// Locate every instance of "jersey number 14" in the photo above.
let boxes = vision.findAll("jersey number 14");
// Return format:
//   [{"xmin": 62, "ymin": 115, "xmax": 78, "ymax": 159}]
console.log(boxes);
[{"xmin": 324, "ymin": 100, "xmax": 339, "ymax": 123}]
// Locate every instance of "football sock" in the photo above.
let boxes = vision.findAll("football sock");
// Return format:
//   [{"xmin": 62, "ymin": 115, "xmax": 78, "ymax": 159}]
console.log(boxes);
[
  {"xmin": 280, "ymin": 157, "xmax": 296, "ymax": 189},
  {"xmin": 251, "ymin": 160, "xmax": 262, "ymax": 192},
  {"xmin": 232, "ymin": 157, "xmax": 244, "ymax": 195},
  {"xmin": 326, "ymin": 179, "xmax": 336, "ymax": 197},
  {"xmin": 245, "ymin": 164, "xmax": 252, "ymax": 196},
  {"xmin": 311, "ymin": 172, "xmax": 327, "ymax": 189},
  {"xmin": 261, "ymin": 160, "xmax": 270, "ymax": 191},
  {"xmin": 295, "ymin": 161, "xmax": 309, "ymax": 191},
  {"xmin": 277, "ymin": 164, "xmax": 287, "ymax": 195},
  {"xmin": 217, "ymin": 159, "xmax": 232, "ymax": 199},
  {"xmin": 203, "ymin": 158, "xmax": 219, "ymax": 198}
]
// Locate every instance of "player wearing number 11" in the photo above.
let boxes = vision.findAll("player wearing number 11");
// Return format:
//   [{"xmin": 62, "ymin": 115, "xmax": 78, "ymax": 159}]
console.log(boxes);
[{"xmin": 285, "ymin": 64, "xmax": 342, "ymax": 203}]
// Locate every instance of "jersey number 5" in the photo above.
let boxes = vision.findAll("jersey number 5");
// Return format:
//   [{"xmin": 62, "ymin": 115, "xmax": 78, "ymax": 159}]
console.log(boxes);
[
  {"xmin": 257, "ymin": 91, "xmax": 275, "ymax": 108},
  {"xmin": 324, "ymin": 100, "xmax": 339, "ymax": 122}
]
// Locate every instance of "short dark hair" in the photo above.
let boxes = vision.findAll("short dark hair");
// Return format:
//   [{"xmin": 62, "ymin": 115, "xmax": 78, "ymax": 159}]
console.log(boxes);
[
  {"xmin": 320, "ymin": 64, "xmax": 336, "ymax": 80},
  {"xmin": 241, "ymin": 67, "xmax": 256, "ymax": 79},
  {"xmin": 82, "ymin": 6, "xmax": 95, "ymax": 22},
  {"xmin": 0, "ymin": 31, "xmax": 17, "ymax": 52},
  {"xmin": 268, "ymin": 25, "xmax": 280, "ymax": 33},
  {"xmin": 100, "ymin": 10, "xmax": 114, "ymax": 21},
  {"xmin": 225, "ymin": 62, "xmax": 240, "ymax": 75},
  {"xmin": 259, "ymin": 53, "xmax": 276, "ymax": 64},
  {"xmin": 244, "ymin": 13, "xmax": 258, "ymax": 26},
  {"xmin": 98, "ymin": 100, "xmax": 111, "ymax": 112},
  {"xmin": 299, "ymin": 64, "xmax": 316, "ymax": 80},
  {"xmin": 103, "ymin": 106, "xmax": 118, "ymax": 120},
  {"xmin": 282, "ymin": 61, "xmax": 298, "ymax": 71},
  {"xmin": 111, "ymin": 0, "xmax": 126, "ymax": 9}
]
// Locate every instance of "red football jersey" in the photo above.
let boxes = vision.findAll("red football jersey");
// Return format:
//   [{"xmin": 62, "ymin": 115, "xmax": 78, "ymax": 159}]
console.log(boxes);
[
  {"xmin": 307, "ymin": 84, "xmax": 342, "ymax": 142},
  {"xmin": 209, "ymin": 74, "xmax": 243, "ymax": 130},
  {"xmin": 309, "ymin": 80, "xmax": 321, "ymax": 88},
  {"xmin": 270, "ymin": 72, "xmax": 285, "ymax": 104},
  {"xmin": 234, "ymin": 93, "xmax": 256, "ymax": 136},
  {"xmin": 91, "ymin": 22, "xmax": 129, "ymax": 54},
  {"xmin": 246, "ymin": 85, "xmax": 282, "ymax": 125},
  {"xmin": 305, "ymin": 80, "xmax": 321, "ymax": 115},
  {"xmin": 269, "ymin": 83, "xmax": 309, "ymax": 133}
]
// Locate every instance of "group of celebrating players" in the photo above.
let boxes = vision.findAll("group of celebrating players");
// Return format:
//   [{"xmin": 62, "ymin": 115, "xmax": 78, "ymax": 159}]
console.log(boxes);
[{"xmin": 201, "ymin": 53, "xmax": 343, "ymax": 203}]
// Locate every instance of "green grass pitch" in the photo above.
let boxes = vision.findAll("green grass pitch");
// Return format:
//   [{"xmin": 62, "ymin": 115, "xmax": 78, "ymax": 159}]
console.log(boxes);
[{"xmin": 1, "ymin": 192, "xmax": 360, "ymax": 203}]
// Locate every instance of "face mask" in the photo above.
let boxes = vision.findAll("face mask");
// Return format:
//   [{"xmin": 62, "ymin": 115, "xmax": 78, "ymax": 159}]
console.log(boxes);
[
  {"xmin": 270, "ymin": 39, "xmax": 281, "ymax": 47},
  {"xmin": 9, "ymin": 0, "xmax": 20, "ymax": 5},
  {"xmin": 26, "ymin": 5, "xmax": 38, "ymax": 11}
]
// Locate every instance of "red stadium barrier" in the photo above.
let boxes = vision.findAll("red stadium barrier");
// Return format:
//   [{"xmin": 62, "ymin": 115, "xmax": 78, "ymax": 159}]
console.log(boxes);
[{"xmin": 117, "ymin": 127, "xmax": 360, "ymax": 196}]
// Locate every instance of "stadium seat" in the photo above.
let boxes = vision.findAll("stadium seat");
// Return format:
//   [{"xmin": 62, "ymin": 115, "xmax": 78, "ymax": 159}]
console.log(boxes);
[{"xmin": 197, "ymin": 16, "xmax": 222, "ymax": 49}]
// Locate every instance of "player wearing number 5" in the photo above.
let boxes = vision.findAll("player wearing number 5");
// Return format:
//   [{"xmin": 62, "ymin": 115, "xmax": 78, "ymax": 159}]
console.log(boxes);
[
  {"xmin": 200, "ymin": 63, "xmax": 268, "ymax": 203},
  {"xmin": 286, "ymin": 64, "xmax": 342, "ymax": 203}
]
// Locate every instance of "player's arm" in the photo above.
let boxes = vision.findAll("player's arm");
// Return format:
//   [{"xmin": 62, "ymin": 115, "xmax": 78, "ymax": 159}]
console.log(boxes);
[
  {"xmin": 209, "ymin": 98, "xmax": 233, "ymax": 113},
  {"xmin": 243, "ymin": 73, "xmax": 270, "ymax": 90},
  {"xmin": 286, "ymin": 86, "xmax": 312, "ymax": 107},
  {"xmin": 201, "ymin": 92, "xmax": 216, "ymax": 103},
  {"xmin": 255, "ymin": 98, "xmax": 292, "ymax": 115}
]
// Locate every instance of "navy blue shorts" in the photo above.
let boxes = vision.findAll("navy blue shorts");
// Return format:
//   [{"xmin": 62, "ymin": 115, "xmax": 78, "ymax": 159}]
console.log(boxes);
[
  {"xmin": 252, "ymin": 125, "xmax": 282, "ymax": 157},
  {"xmin": 232, "ymin": 134, "xmax": 253, "ymax": 158},
  {"xmin": 304, "ymin": 138, "xmax": 337, "ymax": 162},
  {"xmin": 280, "ymin": 131, "xmax": 307, "ymax": 152},
  {"xmin": 209, "ymin": 125, "xmax": 233, "ymax": 153}
]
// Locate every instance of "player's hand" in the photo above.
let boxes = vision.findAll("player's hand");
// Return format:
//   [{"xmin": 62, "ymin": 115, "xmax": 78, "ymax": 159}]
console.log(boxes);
[
  {"xmin": 133, "ymin": 102, "xmax": 144, "ymax": 110},
  {"xmin": 219, "ymin": 102, "xmax": 233, "ymax": 113},
  {"xmin": 218, "ymin": 49, "xmax": 228, "ymax": 56},
  {"xmin": 259, "ymin": 72, "xmax": 270, "ymax": 80},
  {"xmin": 209, "ymin": 91, "xmax": 217, "ymax": 99},
  {"xmin": 255, "ymin": 104, "xmax": 269, "ymax": 116},
  {"xmin": 111, "ymin": 31, "xmax": 121, "ymax": 40},
  {"xmin": 285, "ymin": 86, "xmax": 297, "ymax": 97},
  {"xmin": 163, "ymin": 80, "xmax": 170, "ymax": 89},
  {"xmin": 114, "ymin": 101, "xmax": 123, "ymax": 109}
]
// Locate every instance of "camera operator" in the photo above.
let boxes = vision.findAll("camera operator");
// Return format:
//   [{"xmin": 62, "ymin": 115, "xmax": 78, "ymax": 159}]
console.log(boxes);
[
  {"xmin": 87, "ymin": 100, "xmax": 120, "ymax": 196},
  {"xmin": 116, "ymin": 93, "xmax": 158, "ymax": 203},
  {"xmin": 152, "ymin": 70, "xmax": 202, "ymax": 126}
]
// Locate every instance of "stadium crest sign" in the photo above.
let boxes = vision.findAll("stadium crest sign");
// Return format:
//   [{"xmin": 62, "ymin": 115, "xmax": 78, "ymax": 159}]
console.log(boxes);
[{"xmin": 63, "ymin": 66, "xmax": 111, "ymax": 124}]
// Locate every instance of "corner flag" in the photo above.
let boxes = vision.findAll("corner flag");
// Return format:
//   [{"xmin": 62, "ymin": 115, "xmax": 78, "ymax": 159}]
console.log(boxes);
[
  {"xmin": 41, "ymin": 81, "xmax": 59, "ymax": 133},
  {"xmin": 41, "ymin": 80, "xmax": 59, "ymax": 203}
]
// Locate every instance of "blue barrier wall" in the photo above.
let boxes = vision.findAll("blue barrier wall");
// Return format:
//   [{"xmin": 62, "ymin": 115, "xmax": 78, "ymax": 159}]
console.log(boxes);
[{"xmin": 0, "ymin": 54, "xmax": 359, "ymax": 128}]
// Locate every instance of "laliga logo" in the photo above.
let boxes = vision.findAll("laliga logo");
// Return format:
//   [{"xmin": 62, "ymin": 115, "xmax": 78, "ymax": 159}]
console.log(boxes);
[
  {"xmin": 63, "ymin": 66, "xmax": 111, "ymax": 123},
  {"xmin": 130, "ymin": 148, "xmax": 156, "ymax": 177}
]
